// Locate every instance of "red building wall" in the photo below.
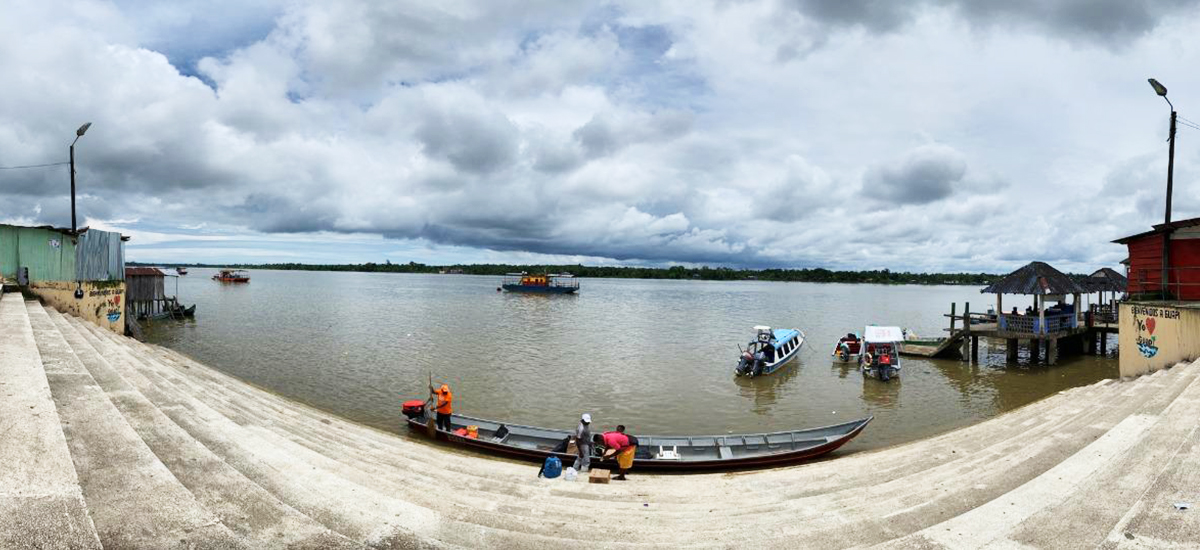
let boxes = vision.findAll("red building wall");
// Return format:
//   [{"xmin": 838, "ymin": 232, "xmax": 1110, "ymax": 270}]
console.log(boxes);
[{"xmin": 1126, "ymin": 234, "xmax": 1200, "ymax": 300}]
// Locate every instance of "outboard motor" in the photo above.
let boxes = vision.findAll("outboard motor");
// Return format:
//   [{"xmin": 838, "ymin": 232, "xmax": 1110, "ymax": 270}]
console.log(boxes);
[
  {"xmin": 401, "ymin": 399, "xmax": 426, "ymax": 420},
  {"xmin": 735, "ymin": 351, "xmax": 754, "ymax": 376},
  {"xmin": 878, "ymin": 366, "xmax": 891, "ymax": 381}
]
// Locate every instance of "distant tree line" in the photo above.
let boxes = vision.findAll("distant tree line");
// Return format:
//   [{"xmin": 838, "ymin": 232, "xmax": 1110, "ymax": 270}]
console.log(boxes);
[{"xmin": 130, "ymin": 260, "xmax": 1005, "ymax": 285}]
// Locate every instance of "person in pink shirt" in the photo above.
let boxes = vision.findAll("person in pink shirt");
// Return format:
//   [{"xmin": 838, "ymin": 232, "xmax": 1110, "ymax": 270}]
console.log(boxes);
[{"xmin": 601, "ymin": 425, "xmax": 637, "ymax": 480}]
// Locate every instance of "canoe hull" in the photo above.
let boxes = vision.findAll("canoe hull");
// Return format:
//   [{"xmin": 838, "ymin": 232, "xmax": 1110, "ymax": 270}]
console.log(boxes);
[{"xmin": 404, "ymin": 415, "xmax": 871, "ymax": 472}]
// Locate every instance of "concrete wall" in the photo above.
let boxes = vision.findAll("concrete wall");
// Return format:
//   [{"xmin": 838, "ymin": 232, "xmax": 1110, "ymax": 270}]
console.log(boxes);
[
  {"xmin": 1119, "ymin": 302, "xmax": 1200, "ymax": 377},
  {"xmin": 28, "ymin": 280, "xmax": 126, "ymax": 336}
]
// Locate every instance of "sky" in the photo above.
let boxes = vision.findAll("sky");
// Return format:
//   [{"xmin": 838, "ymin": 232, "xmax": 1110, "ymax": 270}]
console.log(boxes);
[{"xmin": 2, "ymin": 0, "xmax": 1200, "ymax": 273}]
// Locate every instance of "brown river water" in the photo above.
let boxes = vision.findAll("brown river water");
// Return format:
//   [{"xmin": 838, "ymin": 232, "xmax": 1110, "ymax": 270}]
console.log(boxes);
[{"xmin": 145, "ymin": 269, "xmax": 1118, "ymax": 453}]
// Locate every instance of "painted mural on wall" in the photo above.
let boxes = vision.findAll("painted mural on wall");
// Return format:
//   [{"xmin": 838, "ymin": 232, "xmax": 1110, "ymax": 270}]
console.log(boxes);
[
  {"xmin": 88, "ymin": 286, "xmax": 124, "ymax": 323},
  {"xmin": 27, "ymin": 280, "xmax": 127, "ymax": 335},
  {"xmin": 1120, "ymin": 303, "xmax": 1199, "ymax": 377}
]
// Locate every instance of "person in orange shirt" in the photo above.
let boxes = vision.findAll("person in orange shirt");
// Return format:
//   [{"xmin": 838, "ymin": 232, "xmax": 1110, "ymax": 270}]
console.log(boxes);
[{"xmin": 429, "ymin": 383, "xmax": 453, "ymax": 431}]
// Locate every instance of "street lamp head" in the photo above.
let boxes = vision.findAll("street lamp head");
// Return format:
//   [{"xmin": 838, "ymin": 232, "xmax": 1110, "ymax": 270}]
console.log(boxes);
[
  {"xmin": 76, "ymin": 122, "xmax": 92, "ymax": 137},
  {"xmin": 1149, "ymin": 78, "xmax": 1168, "ymax": 97}
]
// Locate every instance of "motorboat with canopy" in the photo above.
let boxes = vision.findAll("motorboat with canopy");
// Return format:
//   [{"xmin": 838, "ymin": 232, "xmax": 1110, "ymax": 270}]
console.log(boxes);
[
  {"xmin": 500, "ymin": 272, "xmax": 579, "ymax": 294},
  {"xmin": 860, "ymin": 325, "xmax": 903, "ymax": 381},
  {"xmin": 735, "ymin": 325, "xmax": 805, "ymax": 377}
]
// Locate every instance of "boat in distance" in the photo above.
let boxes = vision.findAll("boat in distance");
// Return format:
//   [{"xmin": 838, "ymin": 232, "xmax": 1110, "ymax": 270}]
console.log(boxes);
[
  {"xmin": 401, "ymin": 401, "xmax": 871, "ymax": 471},
  {"xmin": 735, "ymin": 325, "xmax": 805, "ymax": 376},
  {"xmin": 212, "ymin": 269, "xmax": 250, "ymax": 283},
  {"xmin": 500, "ymin": 272, "xmax": 579, "ymax": 294}
]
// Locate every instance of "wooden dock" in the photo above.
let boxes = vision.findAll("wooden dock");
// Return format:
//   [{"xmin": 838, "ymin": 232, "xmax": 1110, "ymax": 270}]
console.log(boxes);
[{"xmin": 899, "ymin": 302, "xmax": 1120, "ymax": 364}]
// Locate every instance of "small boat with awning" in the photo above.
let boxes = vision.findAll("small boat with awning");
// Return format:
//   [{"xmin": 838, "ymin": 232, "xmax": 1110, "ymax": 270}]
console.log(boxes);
[
  {"xmin": 501, "ymin": 272, "xmax": 579, "ymax": 294},
  {"xmin": 735, "ymin": 325, "xmax": 805, "ymax": 377},
  {"xmin": 400, "ymin": 401, "xmax": 871, "ymax": 471},
  {"xmin": 212, "ymin": 269, "xmax": 250, "ymax": 283},
  {"xmin": 860, "ymin": 325, "xmax": 903, "ymax": 381}
]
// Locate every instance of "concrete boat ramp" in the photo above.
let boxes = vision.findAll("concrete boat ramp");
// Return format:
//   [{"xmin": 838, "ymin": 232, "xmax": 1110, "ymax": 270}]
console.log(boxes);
[{"xmin": 3, "ymin": 292, "xmax": 1199, "ymax": 549}]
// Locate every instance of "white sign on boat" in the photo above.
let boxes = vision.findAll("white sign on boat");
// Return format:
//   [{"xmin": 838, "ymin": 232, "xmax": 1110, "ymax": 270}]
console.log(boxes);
[{"xmin": 863, "ymin": 326, "xmax": 904, "ymax": 343}]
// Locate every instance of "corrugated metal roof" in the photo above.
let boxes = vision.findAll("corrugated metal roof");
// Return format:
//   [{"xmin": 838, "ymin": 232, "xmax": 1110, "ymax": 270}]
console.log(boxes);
[
  {"xmin": 1113, "ymin": 215, "xmax": 1200, "ymax": 244},
  {"xmin": 125, "ymin": 267, "xmax": 167, "ymax": 277},
  {"xmin": 980, "ymin": 261, "xmax": 1087, "ymax": 295}
]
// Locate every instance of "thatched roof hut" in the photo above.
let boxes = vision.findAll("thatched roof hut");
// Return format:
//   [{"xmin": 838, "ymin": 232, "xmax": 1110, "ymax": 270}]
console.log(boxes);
[
  {"xmin": 980, "ymin": 261, "xmax": 1087, "ymax": 296},
  {"xmin": 1083, "ymin": 267, "xmax": 1128, "ymax": 294}
]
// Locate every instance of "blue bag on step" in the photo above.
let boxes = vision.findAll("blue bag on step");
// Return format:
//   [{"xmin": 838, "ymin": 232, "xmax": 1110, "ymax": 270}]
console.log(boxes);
[{"xmin": 539, "ymin": 456, "xmax": 562, "ymax": 478}]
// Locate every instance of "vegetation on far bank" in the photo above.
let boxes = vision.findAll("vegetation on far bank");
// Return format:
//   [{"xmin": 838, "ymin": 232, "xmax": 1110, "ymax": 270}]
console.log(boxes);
[{"xmin": 131, "ymin": 261, "xmax": 1002, "ymax": 285}]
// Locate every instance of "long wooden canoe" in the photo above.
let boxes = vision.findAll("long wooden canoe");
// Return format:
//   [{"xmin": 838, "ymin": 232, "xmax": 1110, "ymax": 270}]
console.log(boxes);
[{"xmin": 402, "ymin": 411, "xmax": 872, "ymax": 471}]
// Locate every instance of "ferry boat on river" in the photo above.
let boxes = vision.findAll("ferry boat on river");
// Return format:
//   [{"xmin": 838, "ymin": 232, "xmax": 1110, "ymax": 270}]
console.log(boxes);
[
  {"xmin": 500, "ymin": 272, "xmax": 579, "ymax": 294},
  {"xmin": 735, "ymin": 325, "xmax": 805, "ymax": 377},
  {"xmin": 212, "ymin": 269, "xmax": 250, "ymax": 283}
]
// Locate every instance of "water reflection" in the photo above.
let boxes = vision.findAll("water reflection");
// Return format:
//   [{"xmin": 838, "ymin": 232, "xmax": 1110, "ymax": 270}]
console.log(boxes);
[
  {"xmin": 146, "ymin": 271, "xmax": 1120, "ymax": 451},
  {"xmin": 830, "ymin": 358, "xmax": 858, "ymax": 379},
  {"xmin": 733, "ymin": 361, "xmax": 800, "ymax": 415},
  {"xmin": 860, "ymin": 374, "xmax": 901, "ymax": 409}
]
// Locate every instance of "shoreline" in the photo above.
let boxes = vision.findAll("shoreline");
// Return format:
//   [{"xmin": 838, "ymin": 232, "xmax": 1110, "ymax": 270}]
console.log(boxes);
[{"xmin": 7, "ymin": 292, "xmax": 1196, "ymax": 547}]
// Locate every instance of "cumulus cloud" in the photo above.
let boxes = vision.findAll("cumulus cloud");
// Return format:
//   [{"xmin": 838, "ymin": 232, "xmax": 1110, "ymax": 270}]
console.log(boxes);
[
  {"xmin": 862, "ymin": 145, "xmax": 967, "ymax": 205},
  {"xmin": 3, "ymin": 0, "xmax": 1198, "ymax": 271}
]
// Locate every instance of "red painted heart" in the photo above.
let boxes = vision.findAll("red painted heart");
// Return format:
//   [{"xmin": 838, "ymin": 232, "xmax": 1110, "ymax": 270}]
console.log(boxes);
[{"xmin": 1147, "ymin": 317, "xmax": 1156, "ymax": 335}]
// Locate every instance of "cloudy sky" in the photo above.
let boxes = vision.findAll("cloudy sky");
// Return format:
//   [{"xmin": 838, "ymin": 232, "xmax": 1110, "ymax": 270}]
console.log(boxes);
[{"xmin": 3, "ymin": 0, "xmax": 1199, "ymax": 272}]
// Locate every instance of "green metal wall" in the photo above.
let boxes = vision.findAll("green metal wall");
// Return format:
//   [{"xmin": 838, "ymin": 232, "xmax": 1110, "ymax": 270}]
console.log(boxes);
[
  {"xmin": 0, "ymin": 225, "xmax": 77, "ymax": 281},
  {"xmin": 0, "ymin": 225, "xmax": 17, "ymax": 279}
]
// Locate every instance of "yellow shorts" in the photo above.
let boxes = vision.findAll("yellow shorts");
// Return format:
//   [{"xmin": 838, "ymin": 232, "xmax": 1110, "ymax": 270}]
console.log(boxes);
[{"xmin": 617, "ymin": 446, "xmax": 636, "ymax": 469}]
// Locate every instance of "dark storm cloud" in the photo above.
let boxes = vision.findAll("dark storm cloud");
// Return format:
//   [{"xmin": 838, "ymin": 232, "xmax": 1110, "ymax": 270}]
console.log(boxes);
[
  {"xmin": 416, "ymin": 109, "xmax": 519, "ymax": 174},
  {"xmin": 863, "ymin": 145, "xmax": 966, "ymax": 205},
  {"xmin": 783, "ymin": 0, "xmax": 914, "ymax": 32},
  {"xmin": 236, "ymin": 193, "xmax": 340, "ymax": 233},
  {"xmin": 784, "ymin": 0, "xmax": 1200, "ymax": 43},
  {"xmin": 573, "ymin": 116, "xmax": 620, "ymax": 159}
]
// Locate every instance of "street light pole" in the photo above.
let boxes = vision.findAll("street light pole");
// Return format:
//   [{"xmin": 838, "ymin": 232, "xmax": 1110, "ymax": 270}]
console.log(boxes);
[
  {"xmin": 1148, "ymin": 79, "xmax": 1175, "ymax": 298},
  {"xmin": 69, "ymin": 122, "xmax": 92, "ymax": 234}
]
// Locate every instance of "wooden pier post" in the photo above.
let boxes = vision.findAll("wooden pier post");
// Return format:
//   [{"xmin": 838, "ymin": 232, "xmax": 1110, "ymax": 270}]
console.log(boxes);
[
  {"xmin": 1048, "ymin": 338, "xmax": 1058, "ymax": 365},
  {"xmin": 971, "ymin": 335, "xmax": 980, "ymax": 362},
  {"xmin": 949, "ymin": 302, "xmax": 957, "ymax": 333},
  {"xmin": 1100, "ymin": 333, "xmax": 1107, "ymax": 356},
  {"xmin": 1029, "ymin": 338, "xmax": 1040, "ymax": 363},
  {"xmin": 1007, "ymin": 339, "xmax": 1018, "ymax": 362},
  {"xmin": 960, "ymin": 303, "xmax": 971, "ymax": 360}
]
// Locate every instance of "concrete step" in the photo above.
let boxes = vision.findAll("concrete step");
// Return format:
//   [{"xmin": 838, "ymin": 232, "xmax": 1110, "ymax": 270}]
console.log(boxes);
[
  {"xmin": 23, "ymin": 301, "xmax": 246, "ymax": 549},
  {"xmin": 76, "ymin": 317, "xmax": 1200, "ymax": 548},
  {"xmin": 91, "ymin": 325, "xmax": 607, "ymax": 548},
  {"xmin": 672, "ymin": 366, "xmax": 1200, "ymax": 547},
  {"xmin": 1010, "ymin": 364, "xmax": 1200, "ymax": 549},
  {"xmin": 876, "ymin": 362, "xmax": 1199, "ymax": 549},
  {"xmin": 80, "ymin": 324, "xmax": 754, "ymax": 546},
  {"xmin": 0, "ymin": 294, "xmax": 101, "ymax": 549},
  {"xmin": 63, "ymin": 315, "xmax": 435, "ymax": 549},
  {"xmin": 112, "ymin": 327, "xmax": 1199, "ymax": 546},
  {"xmin": 1101, "ymin": 375, "xmax": 1200, "ymax": 549},
  {"xmin": 52, "ymin": 310, "xmax": 363, "ymax": 549}
]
